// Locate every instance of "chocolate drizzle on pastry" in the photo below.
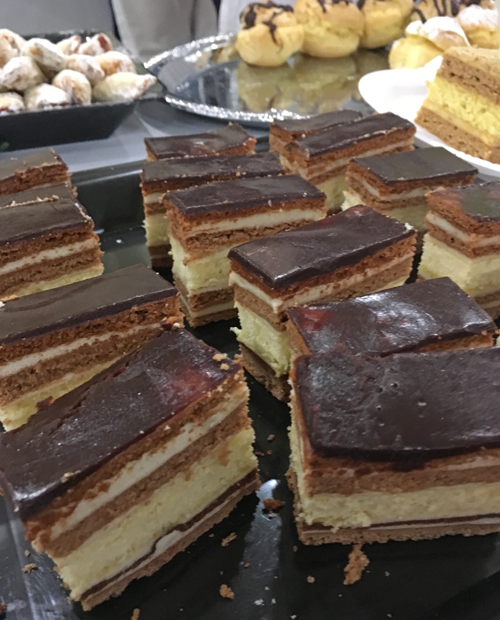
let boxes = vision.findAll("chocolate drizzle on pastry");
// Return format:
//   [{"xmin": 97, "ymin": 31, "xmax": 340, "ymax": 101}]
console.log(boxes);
[
  {"xmin": 240, "ymin": 2, "xmax": 294, "ymax": 44},
  {"xmin": 412, "ymin": 0, "xmax": 460, "ymax": 22}
]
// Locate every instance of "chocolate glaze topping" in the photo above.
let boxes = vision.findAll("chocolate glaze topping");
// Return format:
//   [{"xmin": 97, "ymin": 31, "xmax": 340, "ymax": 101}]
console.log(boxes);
[
  {"xmin": 0, "ymin": 149, "xmax": 67, "ymax": 183},
  {"xmin": 241, "ymin": 2, "xmax": 293, "ymax": 28},
  {"xmin": 0, "ymin": 264, "xmax": 177, "ymax": 346},
  {"xmin": 412, "ymin": 0, "xmax": 460, "ymax": 22},
  {"xmin": 288, "ymin": 278, "xmax": 496, "ymax": 355},
  {"xmin": 352, "ymin": 147, "xmax": 477, "ymax": 184},
  {"xmin": 228, "ymin": 206, "xmax": 414, "ymax": 290},
  {"xmin": 293, "ymin": 113, "xmax": 415, "ymax": 158},
  {"xmin": 272, "ymin": 110, "xmax": 362, "ymax": 135},
  {"xmin": 295, "ymin": 346, "xmax": 500, "ymax": 461},
  {"xmin": 165, "ymin": 174, "xmax": 325, "ymax": 217},
  {"xmin": 142, "ymin": 152, "xmax": 283, "ymax": 185},
  {"xmin": 0, "ymin": 196, "xmax": 92, "ymax": 245},
  {"xmin": 144, "ymin": 124, "xmax": 254, "ymax": 160},
  {"xmin": 0, "ymin": 183, "xmax": 75, "ymax": 209},
  {"xmin": 0, "ymin": 329, "xmax": 239, "ymax": 520},
  {"xmin": 429, "ymin": 181, "xmax": 500, "ymax": 222}
]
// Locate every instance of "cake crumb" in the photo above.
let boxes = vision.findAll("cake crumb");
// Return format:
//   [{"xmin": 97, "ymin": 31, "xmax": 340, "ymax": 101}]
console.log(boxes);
[
  {"xmin": 22, "ymin": 563, "xmax": 37, "ymax": 573},
  {"xmin": 0, "ymin": 301, "xmax": 4, "ymax": 309},
  {"xmin": 24, "ymin": 550, "xmax": 30, "ymax": 557},
  {"xmin": 220, "ymin": 584, "xmax": 234, "ymax": 599},
  {"xmin": 131, "ymin": 609, "xmax": 140, "ymax": 620},
  {"xmin": 221, "ymin": 532, "xmax": 237, "ymax": 547},
  {"xmin": 213, "ymin": 353, "xmax": 228, "ymax": 362},
  {"xmin": 60, "ymin": 472, "xmax": 74, "ymax": 483},
  {"xmin": 263, "ymin": 498, "xmax": 285, "ymax": 513},
  {"xmin": 220, "ymin": 363, "xmax": 229, "ymax": 370},
  {"xmin": 344, "ymin": 544, "xmax": 369, "ymax": 585},
  {"xmin": 255, "ymin": 450, "xmax": 265, "ymax": 457},
  {"xmin": 267, "ymin": 434, "xmax": 275, "ymax": 442},
  {"xmin": 36, "ymin": 396, "xmax": 54, "ymax": 411},
  {"xmin": 307, "ymin": 576, "xmax": 315, "ymax": 583},
  {"xmin": 267, "ymin": 450, "xmax": 273, "ymax": 455},
  {"xmin": 293, "ymin": 545, "xmax": 298, "ymax": 552},
  {"xmin": 254, "ymin": 599, "xmax": 264, "ymax": 606},
  {"xmin": 244, "ymin": 562, "xmax": 250, "ymax": 568}
]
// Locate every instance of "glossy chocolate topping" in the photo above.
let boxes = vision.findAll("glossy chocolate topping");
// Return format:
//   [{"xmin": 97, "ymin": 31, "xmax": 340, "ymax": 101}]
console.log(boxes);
[
  {"xmin": 428, "ymin": 181, "xmax": 500, "ymax": 222},
  {"xmin": 412, "ymin": 0, "xmax": 460, "ymax": 22},
  {"xmin": 272, "ymin": 110, "xmax": 362, "ymax": 135},
  {"xmin": 0, "ymin": 183, "xmax": 75, "ymax": 208},
  {"xmin": 165, "ymin": 174, "xmax": 324, "ymax": 217},
  {"xmin": 0, "ymin": 196, "xmax": 92, "ymax": 245},
  {"xmin": 287, "ymin": 278, "xmax": 496, "ymax": 355},
  {"xmin": 142, "ymin": 152, "xmax": 283, "ymax": 185},
  {"xmin": 0, "ymin": 149, "xmax": 67, "ymax": 182},
  {"xmin": 228, "ymin": 206, "xmax": 414, "ymax": 290},
  {"xmin": 292, "ymin": 113, "xmax": 415, "ymax": 158},
  {"xmin": 295, "ymin": 346, "xmax": 500, "ymax": 461},
  {"xmin": 144, "ymin": 124, "xmax": 254, "ymax": 160},
  {"xmin": 241, "ymin": 2, "xmax": 294, "ymax": 43},
  {"xmin": 0, "ymin": 264, "xmax": 177, "ymax": 345},
  {"xmin": 0, "ymin": 329, "xmax": 239, "ymax": 520},
  {"xmin": 352, "ymin": 146, "xmax": 477, "ymax": 184}
]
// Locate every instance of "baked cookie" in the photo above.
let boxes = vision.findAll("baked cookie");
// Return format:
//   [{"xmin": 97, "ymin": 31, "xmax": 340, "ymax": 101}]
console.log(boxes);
[
  {"xmin": 236, "ymin": 2, "xmax": 304, "ymax": 67},
  {"xmin": 294, "ymin": 0, "xmax": 364, "ymax": 58},
  {"xmin": 359, "ymin": 0, "xmax": 413, "ymax": 49}
]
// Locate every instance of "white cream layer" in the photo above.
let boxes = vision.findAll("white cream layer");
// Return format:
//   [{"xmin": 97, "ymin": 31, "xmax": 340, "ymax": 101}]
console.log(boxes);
[
  {"xmin": 171, "ymin": 236, "xmax": 231, "ymax": 294},
  {"xmin": 0, "ymin": 238, "xmax": 98, "ymax": 276},
  {"xmin": 0, "ymin": 323, "xmax": 161, "ymax": 379},
  {"xmin": 426, "ymin": 212, "xmax": 500, "ymax": 247},
  {"xmin": 349, "ymin": 177, "xmax": 430, "ymax": 203},
  {"xmin": 144, "ymin": 215, "xmax": 170, "ymax": 248},
  {"xmin": 143, "ymin": 192, "xmax": 164, "ymax": 204},
  {"xmin": 48, "ymin": 387, "xmax": 248, "ymax": 540},
  {"xmin": 229, "ymin": 256, "xmax": 410, "ymax": 314}
]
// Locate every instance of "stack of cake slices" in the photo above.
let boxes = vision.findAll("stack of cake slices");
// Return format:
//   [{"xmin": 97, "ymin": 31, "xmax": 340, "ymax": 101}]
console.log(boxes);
[
  {"xmin": 275, "ymin": 112, "xmax": 416, "ymax": 212},
  {"xmin": 141, "ymin": 152, "xmax": 284, "ymax": 268},
  {"xmin": 0, "ymin": 328, "xmax": 258, "ymax": 610},
  {"xmin": 0, "ymin": 149, "xmax": 71, "ymax": 195},
  {"xmin": 228, "ymin": 206, "xmax": 417, "ymax": 400}
]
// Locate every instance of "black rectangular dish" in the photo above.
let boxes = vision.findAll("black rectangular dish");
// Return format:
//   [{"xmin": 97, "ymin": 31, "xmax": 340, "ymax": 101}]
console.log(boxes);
[
  {"xmin": 0, "ymin": 30, "xmax": 164, "ymax": 151},
  {"xmin": 1, "ymin": 166, "xmax": 500, "ymax": 620}
]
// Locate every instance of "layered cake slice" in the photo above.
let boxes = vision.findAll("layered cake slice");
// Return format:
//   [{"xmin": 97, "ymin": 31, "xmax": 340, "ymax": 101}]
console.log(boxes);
[
  {"xmin": 0, "ymin": 329, "xmax": 258, "ymax": 610},
  {"xmin": 144, "ymin": 123, "xmax": 256, "ymax": 161},
  {"xmin": 415, "ymin": 47, "xmax": 500, "ymax": 163},
  {"xmin": 165, "ymin": 175, "xmax": 327, "ymax": 327},
  {"xmin": 141, "ymin": 152, "xmax": 284, "ymax": 268},
  {"xmin": 280, "ymin": 112, "xmax": 415, "ymax": 212},
  {"xmin": 228, "ymin": 206, "xmax": 417, "ymax": 400},
  {"xmin": 0, "ymin": 149, "xmax": 71, "ymax": 195},
  {"xmin": 289, "ymin": 346, "xmax": 500, "ymax": 545},
  {"xmin": 0, "ymin": 183, "xmax": 76, "ymax": 208},
  {"xmin": 0, "ymin": 190, "xmax": 104, "ymax": 300},
  {"xmin": 343, "ymin": 147, "xmax": 477, "ymax": 235},
  {"xmin": 419, "ymin": 181, "xmax": 500, "ymax": 318},
  {"xmin": 269, "ymin": 110, "xmax": 363, "ymax": 158},
  {"xmin": 287, "ymin": 277, "xmax": 496, "ymax": 362},
  {"xmin": 0, "ymin": 264, "xmax": 182, "ymax": 430}
]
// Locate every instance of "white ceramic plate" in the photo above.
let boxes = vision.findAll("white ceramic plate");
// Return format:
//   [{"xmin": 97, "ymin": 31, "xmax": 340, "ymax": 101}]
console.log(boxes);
[{"xmin": 358, "ymin": 67, "xmax": 500, "ymax": 179}]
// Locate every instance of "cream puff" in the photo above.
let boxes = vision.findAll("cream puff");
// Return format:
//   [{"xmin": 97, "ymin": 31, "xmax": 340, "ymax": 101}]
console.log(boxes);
[
  {"xmin": 411, "ymin": 0, "xmax": 460, "ymax": 21},
  {"xmin": 294, "ymin": 0, "xmax": 364, "ymax": 58},
  {"xmin": 458, "ymin": 5, "xmax": 500, "ymax": 48},
  {"xmin": 359, "ymin": 0, "xmax": 413, "ymax": 49},
  {"xmin": 236, "ymin": 2, "xmax": 304, "ymax": 67},
  {"xmin": 389, "ymin": 34, "xmax": 442, "ymax": 68}
]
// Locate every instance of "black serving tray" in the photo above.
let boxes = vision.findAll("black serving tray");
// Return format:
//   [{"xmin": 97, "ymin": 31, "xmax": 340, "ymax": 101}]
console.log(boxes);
[
  {"xmin": 2, "ymin": 166, "xmax": 500, "ymax": 620},
  {"xmin": 0, "ymin": 31, "xmax": 164, "ymax": 151}
]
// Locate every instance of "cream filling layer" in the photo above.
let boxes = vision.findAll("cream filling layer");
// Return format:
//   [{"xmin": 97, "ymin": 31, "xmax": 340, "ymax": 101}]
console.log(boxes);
[
  {"xmin": 57, "ymin": 427, "xmax": 257, "ymax": 599},
  {"xmin": 48, "ymin": 387, "xmax": 248, "ymax": 540},
  {"xmin": 184, "ymin": 208, "xmax": 324, "ymax": 236},
  {"xmin": 426, "ymin": 212, "xmax": 500, "ymax": 247},
  {"xmin": 316, "ymin": 176, "xmax": 349, "ymax": 212},
  {"xmin": 180, "ymin": 293, "xmax": 235, "ymax": 318},
  {"xmin": 0, "ymin": 323, "xmax": 161, "ymax": 380},
  {"xmin": 144, "ymin": 214, "xmax": 170, "ymax": 248},
  {"xmin": 0, "ymin": 238, "xmax": 98, "ymax": 276},
  {"xmin": 229, "ymin": 255, "xmax": 410, "ymax": 314},
  {"xmin": 171, "ymin": 236, "xmax": 231, "ymax": 294},
  {"xmin": 233, "ymin": 302, "xmax": 290, "ymax": 376},
  {"xmin": 349, "ymin": 177, "xmax": 430, "ymax": 203},
  {"xmin": 143, "ymin": 192, "xmax": 164, "ymax": 204},
  {"xmin": 289, "ymin": 419, "xmax": 500, "ymax": 530},
  {"xmin": 419, "ymin": 234, "xmax": 500, "ymax": 296}
]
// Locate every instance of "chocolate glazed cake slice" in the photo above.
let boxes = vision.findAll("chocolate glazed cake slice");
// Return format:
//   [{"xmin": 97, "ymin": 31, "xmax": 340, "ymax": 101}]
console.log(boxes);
[
  {"xmin": 0, "ymin": 149, "xmax": 71, "ymax": 194},
  {"xmin": 144, "ymin": 123, "xmax": 257, "ymax": 161},
  {"xmin": 141, "ymin": 152, "xmax": 284, "ymax": 269},
  {"xmin": 0, "ymin": 190, "xmax": 104, "ymax": 300},
  {"xmin": 0, "ymin": 329, "xmax": 259, "ymax": 610},
  {"xmin": 287, "ymin": 277, "xmax": 497, "ymax": 361},
  {"xmin": 229, "ymin": 206, "xmax": 417, "ymax": 400},
  {"xmin": 0, "ymin": 264, "xmax": 183, "ymax": 430},
  {"xmin": 281, "ymin": 112, "xmax": 416, "ymax": 212},
  {"xmin": 289, "ymin": 347, "xmax": 500, "ymax": 545}
]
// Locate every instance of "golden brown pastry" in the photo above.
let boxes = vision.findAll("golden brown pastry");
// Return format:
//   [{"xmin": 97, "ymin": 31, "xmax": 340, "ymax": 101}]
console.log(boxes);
[
  {"xmin": 23, "ymin": 38, "xmax": 67, "ymax": 76},
  {"xmin": 389, "ymin": 33, "xmax": 442, "ymax": 68},
  {"xmin": 294, "ymin": 0, "xmax": 364, "ymax": 58},
  {"xmin": 53, "ymin": 69, "xmax": 92, "ymax": 104},
  {"xmin": 24, "ymin": 83, "xmax": 71, "ymax": 110},
  {"xmin": 1, "ymin": 56, "xmax": 45, "ymax": 92},
  {"xmin": 92, "ymin": 72, "xmax": 156, "ymax": 102},
  {"xmin": 66, "ymin": 54, "xmax": 105, "ymax": 85},
  {"xmin": 96, "ymin": 51, "xmax": 136, "ymax": 76},
  {"xmin": 236, "ymin": 2, "xmax": 304, "ymax": 67},
  {"xmin": 458, "ymin": 5, "xmax": 500, "ymax": 48},
  {"xmin": 358, "ymin": 0, "xmax": 413, "ymax": 48}
]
